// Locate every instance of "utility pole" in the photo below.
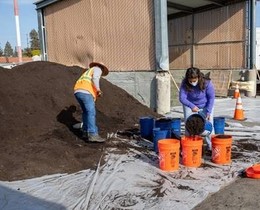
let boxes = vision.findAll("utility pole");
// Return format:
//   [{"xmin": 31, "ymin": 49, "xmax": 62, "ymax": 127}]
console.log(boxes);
[{"xmin": 13, "ymin": 0, "xmax": 22, "ymax": 63}]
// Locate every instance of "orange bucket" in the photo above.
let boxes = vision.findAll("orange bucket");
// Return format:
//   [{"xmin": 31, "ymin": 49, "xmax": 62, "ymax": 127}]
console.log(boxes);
[
  {"xmin": 211, "ymin": 135, "xmax": 232, "ymax": 164},
  {"xmin": 158, "ymin": 139, "xmax": 180, "ymax": 171},
  {"xmin": 181, "ymin": 136, "xmax": 203, "ymax": 167}
]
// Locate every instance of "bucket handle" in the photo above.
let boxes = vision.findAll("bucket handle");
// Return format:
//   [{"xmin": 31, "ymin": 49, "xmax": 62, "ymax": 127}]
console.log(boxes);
[{"xmin": 197, "ymin": 109, "xmax": 206, "ymax": 119}]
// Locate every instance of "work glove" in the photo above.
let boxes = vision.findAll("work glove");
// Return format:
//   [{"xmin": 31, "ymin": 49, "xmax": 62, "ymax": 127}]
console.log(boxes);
[{"xmin": 97, "ymin": 90, "xmax": 103, "ymax": 97}]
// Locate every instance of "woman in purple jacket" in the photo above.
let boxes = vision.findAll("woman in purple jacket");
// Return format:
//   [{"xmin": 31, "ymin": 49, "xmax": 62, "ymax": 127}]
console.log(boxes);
[{"xmin": 179, "ymin": 67, "xmax": 215, "ymax": 151}]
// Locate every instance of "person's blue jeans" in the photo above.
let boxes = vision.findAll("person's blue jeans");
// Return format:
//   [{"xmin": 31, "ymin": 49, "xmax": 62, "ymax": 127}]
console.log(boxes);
[
  {"xmin": 74, "ymin": 92, "xmax": 98, "ymax": 135},
  {"xmin": 183, "ymin": 105, "xmax": 215, "ymax": 150}
]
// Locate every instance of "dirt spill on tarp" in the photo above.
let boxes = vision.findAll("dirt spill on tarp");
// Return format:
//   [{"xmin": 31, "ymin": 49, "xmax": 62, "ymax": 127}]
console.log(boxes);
[
  {"xmin": 231, "ymin": 138, "xmax": 260, "ymax": 160},
  {"xmin": 0, "ymin": 61, "xmax": 161, "ymax": 181}
]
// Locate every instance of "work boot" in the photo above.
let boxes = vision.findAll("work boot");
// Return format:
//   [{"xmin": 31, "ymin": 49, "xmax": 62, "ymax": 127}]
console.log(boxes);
[
  {"xmin": 81, "ymin": 130, "xmax": 88, "ymax": 141},
  {"xmin": 88, "ymin": 134, "xmax": 106, "ymax": 143}
]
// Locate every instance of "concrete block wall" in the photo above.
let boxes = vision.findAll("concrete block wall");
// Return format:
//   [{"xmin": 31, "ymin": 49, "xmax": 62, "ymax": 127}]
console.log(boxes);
[
  {"xmin": 105, "ymin": 69, "xmax": 254, "ymax": 112},
  {"xmin": 106, "ymin": 71, "xmax": 157, "ymax": 111}
]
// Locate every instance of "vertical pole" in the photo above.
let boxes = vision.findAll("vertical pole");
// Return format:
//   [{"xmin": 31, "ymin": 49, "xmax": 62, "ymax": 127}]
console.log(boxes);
[
  {"xmin": 250, "ymin": 0, "xmax": 256, "ymax": 69},
  {"xmin": 154, "ymin": 0, "xmax": 169, "ymax": 70},
  {"xmin": 191, "ymin": 13, "xmax": 195, "ymax": 67},
  {"xmin": 154, "ymin": 0, "xmax": 171, "ymax": 114},
  {"xmin": 37, "ymin": 9, "xmax": 47, "ymax": 61},
  {"xmin": 245, "ymin": 0, "xmax": 257, "ymax": 97},
  {"xmin": 14, "ymin": 0, "xmax": 22, "ymax": 63}
]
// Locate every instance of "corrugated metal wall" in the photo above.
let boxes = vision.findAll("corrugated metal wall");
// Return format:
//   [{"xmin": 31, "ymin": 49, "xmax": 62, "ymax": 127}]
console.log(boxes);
[
  {"xmin": 44, "ymin": 0, "xmax": 155, "ymax": 71},
  {"xmin": 168, "ymin": 2, "xmax": 246, "ymax": 70},
  {"xmin": 256, "ymin": 28, "xmax": 260, "ymax": 69}
]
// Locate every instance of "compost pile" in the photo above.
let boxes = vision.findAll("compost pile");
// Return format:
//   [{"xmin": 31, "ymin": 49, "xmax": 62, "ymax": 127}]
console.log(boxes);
[{"xmin": 0, "ymin": 61, "xmax": 160, "ymax": 181}]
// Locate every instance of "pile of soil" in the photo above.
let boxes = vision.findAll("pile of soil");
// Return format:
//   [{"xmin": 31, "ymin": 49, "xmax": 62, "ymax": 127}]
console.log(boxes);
[{"xmin": 0, "ymin": 61, "xmax": 160, "ymax": 181}]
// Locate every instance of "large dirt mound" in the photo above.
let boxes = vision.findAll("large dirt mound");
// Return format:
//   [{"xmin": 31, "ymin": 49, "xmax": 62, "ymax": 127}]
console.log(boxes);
[{"xmin": 0, "ymin": 61, "xmax": 160, "ymax": 181}]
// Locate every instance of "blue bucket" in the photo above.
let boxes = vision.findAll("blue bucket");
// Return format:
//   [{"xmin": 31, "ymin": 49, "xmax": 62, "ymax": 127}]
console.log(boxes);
[
  {"xmin": 201, "ymin": 120, "xmax": 213, "ymax": 136},
  {"xmin": 153, "ymin": 128, "xmax": 168, "ymax": 153},
  {"xmin": 171, "ymin": 118, "xmax": 181, "ymax": 136},
  {"xmin": 155, "ymin": 118, "xmax": 172, "ymax": 138},
  {"xmin": 213, "ymin": 117, "xmax": 225, "ymax": 134},
  {"xmin": 155, "ymin": 118, "xmax": 172, "ymax": 130},
  {"xmin": 139, "ymin": 117, "xmax": 155, "ymax": 140}
]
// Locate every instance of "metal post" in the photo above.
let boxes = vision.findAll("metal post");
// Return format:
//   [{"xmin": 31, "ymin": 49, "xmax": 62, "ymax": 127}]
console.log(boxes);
[
  {"xmin": 154, "ymin": 0, "xmax": 169, "ymax": 70},
  {"xmin": 250, "ymin": 0, "xmax": 256, "ymax": 69},
  {"xmin": 37, "ymin": 9, "xmax": 47, "ymax": 61},
  {"xmin": 245, "ymin": 0, "xmax": 257, "ymax": 97},
  {"xmin": 191, "ymin": 13, "xmax": 195, "ymax": 66},
  {"xmin": 154, "ymin": 0, "xmax": 171, "ymax": 114}
]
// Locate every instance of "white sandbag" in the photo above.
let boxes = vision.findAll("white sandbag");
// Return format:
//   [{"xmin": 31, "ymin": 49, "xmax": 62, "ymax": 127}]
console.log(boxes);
[{"xmin": 156, "ymin": 72, "xmax": 171, "ymax": 115}]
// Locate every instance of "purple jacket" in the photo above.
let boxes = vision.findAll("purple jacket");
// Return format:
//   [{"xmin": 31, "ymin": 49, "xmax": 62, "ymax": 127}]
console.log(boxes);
[{"xmin": 179, "ymin": 79, "xmax": 215, "ymax": 115}]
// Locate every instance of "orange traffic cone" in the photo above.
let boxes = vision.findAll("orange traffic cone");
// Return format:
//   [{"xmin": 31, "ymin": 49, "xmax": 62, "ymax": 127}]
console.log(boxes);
[
  {"xmin": 233, "ymin": 93, "xmax": 245, "ymax": 120},
  {"xmin": 233, "ymin": 83, "xmax": 240, "ymax": 99}
]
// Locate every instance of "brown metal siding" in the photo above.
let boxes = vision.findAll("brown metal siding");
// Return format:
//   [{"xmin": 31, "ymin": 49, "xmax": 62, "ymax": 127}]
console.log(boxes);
[
  {"xmin": 168, "ymin": 45, "xmax": 192, "ymax": 69},
  {"xmin": 168, "ymin": 16, "xmax": 193, "ymax": 45},
  {"xmin": 194, "ymin": 5, "xmax": 245, "ymax": 43},
  {"xmin": 168, "ymin": 2, "xmax": 246, "ymax": 70},
  {"xmin": 195, "ymin": 43, "xmax": 244, "ymax": 69},
  {"xmin": 44, "ymin": 0, "xmax": 155, "ymax": 71}
]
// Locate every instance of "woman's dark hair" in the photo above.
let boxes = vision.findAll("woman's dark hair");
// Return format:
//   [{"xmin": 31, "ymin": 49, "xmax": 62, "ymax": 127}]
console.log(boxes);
[{"xmin": 184, "ymin": 67, "xmax": 210, "ymax": 91}]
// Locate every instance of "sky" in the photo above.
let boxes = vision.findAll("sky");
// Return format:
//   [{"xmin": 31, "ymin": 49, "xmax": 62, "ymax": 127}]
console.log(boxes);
[
  {"xmin": 0, "ymin": 1, "xmax": 260, "ymax": 51},
  {"xmin": 256, "ymin": 2, "xmax": 260, "ymax": 27},
  {"xmin": 0, "ymin": 0, "xmax": 38, "ymax": 50}
]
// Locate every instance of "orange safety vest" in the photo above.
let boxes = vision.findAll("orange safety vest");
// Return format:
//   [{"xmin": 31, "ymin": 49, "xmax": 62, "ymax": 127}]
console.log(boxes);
[{"xmin": 74, "ymin": 68, "xmax": 98, "ymax": 101}]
